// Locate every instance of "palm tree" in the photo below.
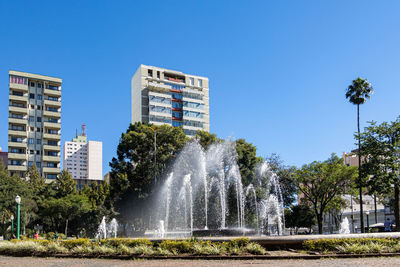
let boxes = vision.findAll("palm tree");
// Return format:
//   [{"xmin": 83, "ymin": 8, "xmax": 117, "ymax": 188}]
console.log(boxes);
[{"xmin": 346, "ymin": 77, "xmax": 373, "ymax": 233}]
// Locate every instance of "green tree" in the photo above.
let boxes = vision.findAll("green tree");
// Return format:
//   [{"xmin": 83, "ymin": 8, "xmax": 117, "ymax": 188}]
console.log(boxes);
[
  {"xmin": 294, "ymin": 154, "xmax": 357, "ymax": 234},
  {"xmin": 285, "ymin": 204, "xmax": 315, "ymax": 234},
  {"xmin": 235, "ymin": 139, "xmax": 261, "ymax": 186},
  {"xmin": 265, "ymin": 154, "xmax": 297, "ymax": 207},
  {"xmin": 195, "ymin": 130, "xmax": 221, "ymax": 150},
  {"xmin": 360, "ymin": 118, "xmax": 400, "ymax": 229},
  {"xmin": 345, "ymin": 77, "xmax": 374, "ymax": 233},
  {"xmin": 109, "ymin": 122, "xmax": 187, "ymax": 228},
  {"xmin": 55, "ymin": 170, "xmax": 76, "ymax": 197}
]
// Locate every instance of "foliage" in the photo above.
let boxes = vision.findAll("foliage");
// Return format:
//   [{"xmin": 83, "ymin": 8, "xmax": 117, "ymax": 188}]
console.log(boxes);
[
  {"xmin": 244, "ymin": 242, "xmax": 267, "ymax": 255},
  {"xmin": 285, "ymin": 204, "xmax": 315, "ymax": 231},
  {"xmin": 61, "ymin": 238, "xmax": 91, "ymax": 249},
  {"xmin": 265, "ymin": 154, "xmax": 297, "ymax": 207},
  {"xmin": 303, "ymin": 237, "xmax": 398, "ymax": 252},
  {"xmin": 294, "ymin": 154, "xmax": 357, "ymax": 234},
  {"xmin": 360, "ymin": 118, "xmax": 400, "ymax": 229},
  {"xmin": 100, "ymin": 238, "xmax": 152, "ymax": 248},
  {"xmin": 159, "ymin": 240, "xmax": 192, "ymax": 253},
  {"xmin": 195, "ymin": 130, "xmax": 222, "ymax": 150}
]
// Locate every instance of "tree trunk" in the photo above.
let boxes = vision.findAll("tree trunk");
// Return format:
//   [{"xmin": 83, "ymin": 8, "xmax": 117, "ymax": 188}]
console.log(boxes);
[
  {"xmin": 357, "ymin": 104, "xmax": 365, "ymax": 233},
  {"xmin": 374, "ymin": 194, "xmax": 378, "ymax": 224},
  {"xmin": 65, "ymin": 219, "xmax": 68, "ymax": 237},
  {"xmin": 394, "ymin": 183, "xmax": 400, "ymax": 231},
  {"xmin": 317, "ymin": 214, "xmax": 323, "ymax": 234}
]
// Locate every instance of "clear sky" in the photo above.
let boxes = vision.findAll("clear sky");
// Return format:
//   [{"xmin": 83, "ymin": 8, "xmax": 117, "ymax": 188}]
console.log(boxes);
[{"xmin": 1, "ymin": 1, "xmax": 399, "ymax": 175}]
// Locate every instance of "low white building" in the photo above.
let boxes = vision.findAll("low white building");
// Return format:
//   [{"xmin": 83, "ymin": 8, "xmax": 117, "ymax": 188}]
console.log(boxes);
[{"xmin": 63, "ymin": 125, "xmax": 102, "ymax": 188}]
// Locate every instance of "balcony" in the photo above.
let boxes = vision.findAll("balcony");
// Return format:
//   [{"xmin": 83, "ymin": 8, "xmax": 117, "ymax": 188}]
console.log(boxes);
[
  {"xmin": 43, "ymin": 144, "xmax": 60, "ymax": 151},
  {"xmin": 8, "ymin": 117, "xmax": 27, "ymax": 125},
  {"xmin": 8, "ymin": 153, "xmax": 27, "ymax": 160},
  {"xmin": 42, "ymin": 167, "xmax": 60, "ymax": 174},
  {"xmin": 183, "ymin": 116, "xmax": 204, "ymax": 122},
  {"xmin": 43, "ymin": 121, "xmax": 61, "ymax": 129},
  {"xmin": 44, "ymin": 99, "xmax": 61, "ymax": 107},
  {"xmin": 147, "ymin": 82, "xmax": 171, "ymax": 91},
  {"xmin": 8, "ymin": 165, "xmax": 27, "ymax": 172},
  {"xmin": 43, "ymin": 155, "xmax": 60, "ymax": 162},
  {"xmin": 9, "ymin": 106, "xmax": 27, "ymax": 114},
  {"xmin": 43, "ymin": 133, "xmax": 61, "ymax": 140},
  {"xmin": 9, "ymin": 94, "xmax": 27, "ymax": 102},
  {"xmin": 44, "ymin": 88, "xmax": 61, "ymax": 97},
  {"xmin": 9, "ymin": 83, "xmax": 28, "ymax": 92},
  {"xmin": 8, "ymin": 129, "xmax": 27, "ymax": 137},
  {"xmin": 43, "ymin": 110, "xmax": 61, "ymax": 118},
  {"xmin": 8, "ymin": 141, "xmax": 26, "ymax": 148}
]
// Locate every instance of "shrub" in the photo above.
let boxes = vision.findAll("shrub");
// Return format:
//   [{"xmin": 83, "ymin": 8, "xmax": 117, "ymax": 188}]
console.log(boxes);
[
  {"xmin": 303, "ymin": 238, "xmax": 400, "ymax": 253},
  {"xmin": 154, "ymin": 247, "xmax": 172, "ymax": 256},
  {"xmin": 230, "ymin": 237, "xmax": 250, "ymax": 248},
  {"xmin": 191, "ymin": 243, "xmax": 221, "ymax": 255},
  {"xmin": 71, "ymin": 245, "xmax": 93, "ymax": 255},
  {"xmin": 0, "ymin": 241, "xmax": 45, "ymax": 256},
  {"xmin": 131, "ymin": 245, "xmax": 154, "ymax": 255},
  {"xmin": 92, "ymin": 245, "xmax": 115, "ymax": 256},
  {"xmin": 101, "ymin": 238, "xmax": 152, "ymax": 248},
  {"xmin": 62, "ymin": 238, "xmax": 91, "ymax": 249},
  {"xmin": 46, "ymin": 243, "xmax": 68, "ymax": 254},
  {"xmin": 245, "ymin": 243, "xmax": 266, "ymax": 255},
  {"xmin": 115, "ymin": 244, "xmax": 133, "ymax": 255},
  {"xmin": 159, "ymin": 240, "xmax": 191, "ymax": 254}
]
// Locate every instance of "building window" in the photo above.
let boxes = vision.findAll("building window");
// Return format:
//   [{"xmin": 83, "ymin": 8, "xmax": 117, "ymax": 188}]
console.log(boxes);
[
  {"xmin": 190, "ymin": 78, "xmax": 194, "ymax": 85},
  {"xmin": 37, "ymin": 127, "xmax": 41, "ymax": 132},
  {"xmin": 10, "ymin": 75, "xmax": 27, "ymax": 85},
  {"xmin": 37, "ymin": 105, "xmax": 41, "ymax": 110},
  {"xmin": 37, "ymin": 94, "xmax": 42, "ymax": 100},
  {"xmin": 37, "ymin": 83, "xmax": 42, "ymax": 88},
  {"xmin": 157, "ymin": 71, "xmax": 160, "ymax": 79},
  {"xmin": 198, "ymin": 79, "xmax": 202, "ymax": 87},
  {"xmin": 36, "ymin": 162, "xmax": 41, "ymax": 168},
  {"xmin": 148, "ymin": 70, "xmax": 153, "ymax": 77},
  {"xmin": 30, "ymin": 82, "xmax": 35, "ymax": 87},
  {"xmin": 30, "ymin": 150, "xmax": 34, "ymax": 154},
  {"xmin": 29, "ymin": 116, "xmax": 34, "ymax": 122},
  {"xmin": 47, "ymin": 174, "xmax": 57, "ymax": 179},
  {"xmin": 28, "ymin": 161, "xmax": 33, "ymax": 167},
  {"xmin": 30, "ymin": 127, "xmax": 34, "ymax": 131},
  {"xmin": 37, "ymin": 117, "xmax": 41, "ymax": 122},
  {"xmin": 28, "ymin": 138, "xmax": 34, "ymax": 144},
  {"xmin": 36, "ymin": 150, "xmax": 40, "ymax": 155},
  {"xmin": 30, "ymin": 104, "xmax": 35, "ymax": 109},
  {"xmin": 29, "ymin": 93, "xmax": 35, "ymax": 99}
]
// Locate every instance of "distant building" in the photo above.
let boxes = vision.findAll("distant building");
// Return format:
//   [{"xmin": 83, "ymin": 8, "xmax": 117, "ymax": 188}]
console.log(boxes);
[
  {"xmin": 63, "ymin": 125, "xmax": 102, "ymax": 189},
  {"xmin": 131, "ymin": 65, "xmax": 210, "ymax": 136},
  {"xmin": 0, "ymin": 147, "xmax": 8, "ymax": 168},
  {"xmin": 8, "ymin": 70, "xmax": 62, "ymax": 180}
]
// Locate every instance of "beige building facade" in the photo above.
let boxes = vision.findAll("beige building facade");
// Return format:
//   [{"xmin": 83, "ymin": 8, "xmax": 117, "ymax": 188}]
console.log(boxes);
[
  {"xmin": 8, "ymin": 70, "xmax": 62, "ymax": 180},
  {"xmin": 63, "ymin": 127, "xmax": 103, "ymax": 189},
  {"xmin": 131, "ymin": 65, "xmax": 210, "ymax": 136}
]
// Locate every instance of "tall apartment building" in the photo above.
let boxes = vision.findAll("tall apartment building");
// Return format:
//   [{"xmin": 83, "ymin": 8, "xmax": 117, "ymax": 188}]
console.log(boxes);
[
  {"xmin": 63, "ymin": 125, "xmax": 102, "ymax": 188},
  {"xmin": 131, "ymin": 65, "xmax": 210, "ymax": 136},
  {"xmin": 8, "ymin": 70, "xmax": 62, "ymax": 180}
]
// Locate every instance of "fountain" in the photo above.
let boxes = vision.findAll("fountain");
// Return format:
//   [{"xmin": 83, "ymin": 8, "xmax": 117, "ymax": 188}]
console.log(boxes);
[
  {"xmin": 150, "ymin": 139, "xmax": 285, "ymax": 237},
  {"xmin": 339, "ymin": 217, "xmax": 350, "ymax": 234},
  {"xmin": 95, "ymin": 217, "xmax": 119, "ymax": 239}
]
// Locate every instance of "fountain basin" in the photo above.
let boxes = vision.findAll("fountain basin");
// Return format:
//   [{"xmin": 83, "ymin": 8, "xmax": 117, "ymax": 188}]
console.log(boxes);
[{"xmin": 192, "ymin": 228, "xmax": 257, "ymax": 237}]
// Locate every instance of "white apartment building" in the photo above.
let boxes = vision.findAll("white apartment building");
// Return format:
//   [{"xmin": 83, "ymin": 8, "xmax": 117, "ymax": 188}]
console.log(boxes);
[
  {"xmin": 8, "ymin": 70, "xmax": 62, "ymax": 180},
  {"xmin": 63, "ymin": 126, "xmax": 102, "ymax": 188},
  {"xmin": 131, "ymin": 65, "xmax": 210, "ymax": 136}
]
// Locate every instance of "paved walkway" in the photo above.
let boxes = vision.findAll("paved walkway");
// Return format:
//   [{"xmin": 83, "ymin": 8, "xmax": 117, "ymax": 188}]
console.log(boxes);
[{"xmin": 0, "ymin": 256, "xmax": 400, "ymax": 267}]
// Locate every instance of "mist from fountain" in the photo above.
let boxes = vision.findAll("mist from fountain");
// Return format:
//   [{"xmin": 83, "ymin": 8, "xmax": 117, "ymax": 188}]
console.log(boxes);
[
  {"xmin": 153, "ymin": 139, "xmax": 285, "ymax": 236},
  {"xmin": 339, "ymin": 217, "xmax": 350, "ymax": 234}
]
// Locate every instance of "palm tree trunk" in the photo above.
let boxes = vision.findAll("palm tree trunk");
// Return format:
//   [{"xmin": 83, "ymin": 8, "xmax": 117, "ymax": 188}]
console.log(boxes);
[{"xmin": 357, "ymin": 104, "xmax": 365, "ymax": 233}]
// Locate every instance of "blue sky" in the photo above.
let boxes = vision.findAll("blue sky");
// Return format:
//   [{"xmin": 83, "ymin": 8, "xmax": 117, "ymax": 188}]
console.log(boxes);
[{"xmin": 1, "ymin": 1, "xmax": 399, "ymax": 175}]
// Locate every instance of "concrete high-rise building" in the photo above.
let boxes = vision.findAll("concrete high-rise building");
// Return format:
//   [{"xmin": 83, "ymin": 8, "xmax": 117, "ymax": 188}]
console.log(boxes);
[
  {"xmin": 8, "ymin": 70, "xmax": 62, "ymax": 180},
  {"xmin": 131, "ymin": 65, "xmax": 210, "ymax": 136},
  {"xmin": 63, "ymin": 125, "xmax": 103, "ymax": 188}
]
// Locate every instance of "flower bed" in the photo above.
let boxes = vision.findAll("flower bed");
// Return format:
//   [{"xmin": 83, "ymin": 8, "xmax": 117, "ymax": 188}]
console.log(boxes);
[{"xmin": 0, "ymin": 237, "xmax": 267, "ymax": 257}]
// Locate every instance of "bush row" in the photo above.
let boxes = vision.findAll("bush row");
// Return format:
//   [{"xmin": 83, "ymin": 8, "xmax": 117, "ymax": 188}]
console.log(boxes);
[
  {"xmin": 303, "ymin": 238, "xmax": 400, "ymax": 254},
  {"xmin": 0, "ymin": 237, "xmax": 266, "ymax": 257}
]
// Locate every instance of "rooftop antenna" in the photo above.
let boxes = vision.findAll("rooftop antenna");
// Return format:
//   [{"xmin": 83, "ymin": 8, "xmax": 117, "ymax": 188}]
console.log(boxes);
[
  {"xmin": 82, "ymin": 123, "xmax": 86, "ymax": 136},
  {"xmin": 76, "ymin": 129, "xmax": 78, "ymax": 138}
]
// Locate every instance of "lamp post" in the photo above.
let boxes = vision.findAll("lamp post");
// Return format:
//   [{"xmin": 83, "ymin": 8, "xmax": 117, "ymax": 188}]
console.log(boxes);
[
  {"xmin": 10, "ymin": 215, "xmax": 14, "ymax": 238},
  {"xmin": 15, "ymin": 195, "xmax": 21, "ymax": 240},
  {"xmin": 365, "ymin": 210, "xmax": 370, "ymax": 233}
]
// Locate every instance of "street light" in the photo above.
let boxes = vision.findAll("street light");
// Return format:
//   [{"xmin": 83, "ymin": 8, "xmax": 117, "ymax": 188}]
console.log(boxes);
[
  {"xmin": 365, "ymin": 210, "xmax": 370, "ymax": 233},
  {"xmin": 15, "ymin": 195, "xmax": 21, "ymax": 240},
  {"xmin": 10, "ymin": 215, "xmax": 14, "ymax": 239}
]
